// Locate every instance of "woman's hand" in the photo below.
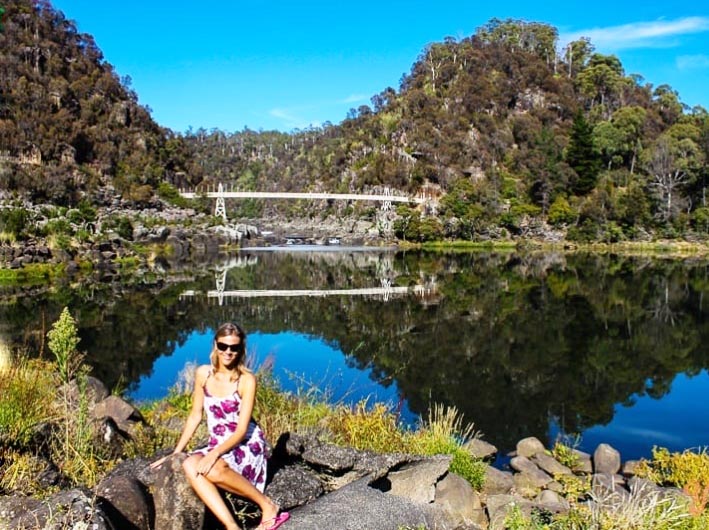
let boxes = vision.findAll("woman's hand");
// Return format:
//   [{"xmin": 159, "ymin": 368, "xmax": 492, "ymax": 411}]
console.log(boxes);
[
  {"xmin": 195, "ymin": 450, "xmax": 220, "ymax": 477},
  {"xmin": 149, "ymin": 454, "xmax": 172, "ymax": 470}
]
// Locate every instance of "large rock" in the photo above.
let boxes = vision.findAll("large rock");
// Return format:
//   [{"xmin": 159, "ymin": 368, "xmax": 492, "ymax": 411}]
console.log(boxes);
[
  {"xmin": 92, "ymin": 394, "xmax": 145, "ymax": 438},
  {"xmin": 96, "ymin": 474, "xmax": 153, "ymax": 530},
  {"xmin": 388, "ymin": 455, "xmax": 452, "ymax": 504},
  {"xmin": 6, "ymin": 488, "xmax": 113, "ymax": 530},
  {"xmin": 593, "ymin": 443, "xmax": 621, "ymax": 475},
  {"xmin": 516, "ymin": 437, "xmax": 545, "ymax": 458},
  {"xmin": 152, "ymin": 453, "xmax": 205, "ymax": 530},
  {"xmin": 265, "ymin": 465, "xmax": 324, "ymax": 509},
  {"xmin": 481, "ymin": 464, "xmax": 514, "ymax": 496},
  {"xmin": 464, "ymin": 438, "xmax": 498, "ymax": 460},
  {"xmin": 434, "ymin": 472, "xmax": 487, "ymax": 529},
  {"xmin": 283, "ymin": 475, "xmax": 435, "ymax": 530}
]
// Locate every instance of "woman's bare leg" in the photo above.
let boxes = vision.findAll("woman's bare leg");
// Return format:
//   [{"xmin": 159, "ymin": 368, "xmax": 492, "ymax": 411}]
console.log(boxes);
[
  {"xmin": 183, "ymin": 455, "xmax": 240, "ymax": 530},
  {"xmin": 184, "ymin": 455, "xmax": 279, "ymax": 527}
]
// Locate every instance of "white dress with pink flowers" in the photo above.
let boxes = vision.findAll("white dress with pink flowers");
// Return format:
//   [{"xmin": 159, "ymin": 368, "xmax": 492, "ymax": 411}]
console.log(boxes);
[{"xmin": 193, "ymin": 375, "xmax": 268, "ymax": 492}]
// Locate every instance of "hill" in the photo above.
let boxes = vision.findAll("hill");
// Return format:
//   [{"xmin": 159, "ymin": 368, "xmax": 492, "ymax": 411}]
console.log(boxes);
[
  {"xmin": 1, "ymin": 4, "xmax": 708, "ymax": 243},
  {"xmin": 185, "ymin": 19, "xmax": 709, "ymax": 242},
  {"xmin": 0, "ymin": 0, "xmax": 196, "ymax": 205}
]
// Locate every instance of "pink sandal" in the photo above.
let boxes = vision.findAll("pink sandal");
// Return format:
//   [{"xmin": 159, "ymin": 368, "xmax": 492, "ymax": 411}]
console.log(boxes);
[{"xmin": 258, "ymin": 511, "xmax": 290, "ymax": 530}]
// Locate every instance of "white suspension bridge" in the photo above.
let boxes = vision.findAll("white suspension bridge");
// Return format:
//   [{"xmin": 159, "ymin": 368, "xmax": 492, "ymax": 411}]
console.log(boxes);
[
  {"xmin": 179, "ymin": 255, "xmax": 437, "ymax": 306},
  {"xmin": 178, "ymin": 183, "xmax": 435, "ymax": 222}
]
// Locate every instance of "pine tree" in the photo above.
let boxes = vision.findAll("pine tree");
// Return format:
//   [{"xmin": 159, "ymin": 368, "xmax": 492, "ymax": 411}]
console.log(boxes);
[{"xmin": 567, "ymin": 112, "xmax": 601, "ymax": 195}]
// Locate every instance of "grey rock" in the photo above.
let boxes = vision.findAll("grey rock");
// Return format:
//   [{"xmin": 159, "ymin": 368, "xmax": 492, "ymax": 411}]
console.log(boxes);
[
  {"xmin": 516, "ymin": 437, "xmax": 546, "ymax": 458},
  {"xmin": 481, "ymin": 464, "xmax": 514, "ymax": 496},
  {"xmin": 302, "ymin": 443, "xmax": 357, "ymax": 472},
  {"xmin": 152, "ymin": 453, "xmax": 204, "ymax": 530},
  {"xmin": 593, "ymin": 443, "xmax": 621, "ymax": 474},
  {"xmin": 7, "ymin": 487, "xmax": 113, "ymax": 530},
  {"xmin": 532, "ymin": 452, "xmax": 574, "ymax": 477},
  {"xmin": 622, "ymin": 459, "xmax": 641, "ymax": 476},
  {"xmin": 486, "ymin": 494, "xmax": 534, "ymax": 530},
  {"xmin": 464, "ymin": 438, "xmax": 498, "ymax": 460},
  {"xmin": 265, "ymin": 465, "xmax": 324, "ymax": 509},
  {"xmin": 434, "ymin": 473, "xmax": 486, "ymax": 529},
  {"xmin": 96, "ymin": 474, "xmax": 152, "ymax": 530},
  {"xmin": 283, "ymin": 475, "xmax": 434, "ymax": 530},
  {"xmin": 388, "ymin": 455, "xmax": 452, "ymax": 504}
]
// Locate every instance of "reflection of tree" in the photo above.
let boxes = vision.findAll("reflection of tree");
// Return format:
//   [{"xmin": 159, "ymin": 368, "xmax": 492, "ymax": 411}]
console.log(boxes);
[{"xmin": 2, "ymin": 251, "xmax": 709, "ymax": 454}]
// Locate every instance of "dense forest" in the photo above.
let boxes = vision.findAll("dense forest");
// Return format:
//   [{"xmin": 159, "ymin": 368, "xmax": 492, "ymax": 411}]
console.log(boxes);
[{"xmin": 1, "ymin": 0, "xmax": 709, "ymax": 242}]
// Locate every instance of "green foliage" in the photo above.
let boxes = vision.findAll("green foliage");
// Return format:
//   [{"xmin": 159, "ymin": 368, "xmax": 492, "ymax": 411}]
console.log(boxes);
[
  {"xmin": 157, "ymin": 182, "xmax": 189, "ymax": 208},
  {"xmin": 47, "ymin": 307, "xmax": 82, "ymax": 384},
  {"xmin": 548, "ymin": 196, "xmax": 576, "ymax": 226},
  {"xmin": 0, "ymin": 207, "xmax": 29, "ymax": 239},
  {"xmin": 691, "ymin": 207, "xmax": 709, "ymax": 233},
  {"xmin": 102, "ymin": 215, "xmax": 134, "ymax": 240},
  {"xmin": 635, "ymin": 447, "xmax": 709, "ymax": 489},
  {"xmin": 0, "ymin": 358, "xmax": 57, "ymax": 448}
]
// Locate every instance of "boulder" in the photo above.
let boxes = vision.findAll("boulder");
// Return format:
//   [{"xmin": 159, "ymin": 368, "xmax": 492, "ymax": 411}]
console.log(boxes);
[
  {"xmin": 6, "ymin": 488, "xmax": 113, "ymax": 530},
  {"xmin": 152, "ymin": 453, "xmax": 205, "ymax": 530},
  {"xmin": 593, "ymin": 443, "xmax": 621, "ymax": 475},
  {"xmin": 265, "ymin": 465, "xmax": 324, "ymax": 509},
  {"xmin": 92, "ymin": 395, "xmax": 145, "ymax": 437},
  {"xmin": 434, "ymin": 472, "xmax": 487, "ymax": 529},
  {"xmin": 481, "ymin": 464, "xmax": 514, "ymax": 496},
  {"xmin": 464, "ymin": 438, "xmax": 498, "ymax": 460},
  {"xmin": 516, "ymin": 437, "xmax": 545, "ymax": 458},
  {"xmin": 531, "ymin": 452, "xmax": 574, "ymax": 477},
  {"xmin": 388, "ymin": 455, "xmax": 452, "ymax": 504},
  {"xmin": 282, "ymin": 475, "xmax": 435, "ymax": 530},
  {"xmin": 96, "ymin": 474, "xmax": 152, "ymax": 530}
]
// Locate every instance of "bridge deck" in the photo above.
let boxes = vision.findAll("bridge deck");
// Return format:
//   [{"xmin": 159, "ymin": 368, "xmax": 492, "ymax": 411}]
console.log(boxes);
[{"xmin": 179, "ymin": 190, "xmax": 424, "ymax": 203}]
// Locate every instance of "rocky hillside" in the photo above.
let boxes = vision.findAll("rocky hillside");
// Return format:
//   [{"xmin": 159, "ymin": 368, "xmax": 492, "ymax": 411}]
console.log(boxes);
[{"xmin": 0, "ymin": 0, "xmax": 196, "ymax": 205}]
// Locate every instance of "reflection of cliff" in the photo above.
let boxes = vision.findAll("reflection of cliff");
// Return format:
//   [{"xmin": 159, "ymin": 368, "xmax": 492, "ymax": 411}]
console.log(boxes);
[{"xmin": 3, "ymin": 251, "xmax": 709, "ymax": 453}]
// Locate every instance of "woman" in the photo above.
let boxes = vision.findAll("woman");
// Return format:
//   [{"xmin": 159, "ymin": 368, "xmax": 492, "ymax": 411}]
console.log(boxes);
[{"xmin": 151, "ymin": 322, "xmax": 289, "ymax": 530}]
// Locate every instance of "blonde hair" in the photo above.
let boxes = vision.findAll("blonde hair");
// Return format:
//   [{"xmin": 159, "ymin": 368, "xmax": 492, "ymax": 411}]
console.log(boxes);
[{"xmin": 209, "ymin": 322, "xmax": 247, "ymax": 373}]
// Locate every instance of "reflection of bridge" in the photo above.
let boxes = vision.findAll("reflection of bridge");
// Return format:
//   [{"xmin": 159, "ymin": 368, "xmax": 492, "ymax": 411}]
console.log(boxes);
[
  {"xmin": 180, "ymin": 267, "xmax": 436, "ymax": 306},
  {"xmin": 179, "ymin": 183, "xmax": 433, "ymax": 221}
]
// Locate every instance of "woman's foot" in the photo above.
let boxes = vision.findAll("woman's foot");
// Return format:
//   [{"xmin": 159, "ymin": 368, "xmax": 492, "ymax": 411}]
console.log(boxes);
[
  {"xmin": 257, "ymin": 511, "xmax": 290, "ymax": 530},
  {"xmin": 259, "ymin": 500, "xmax": 279, "ymax": 523}
]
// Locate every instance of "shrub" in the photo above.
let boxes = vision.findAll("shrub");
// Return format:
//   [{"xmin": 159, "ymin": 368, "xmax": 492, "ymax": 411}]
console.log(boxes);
[
  {"xmin": 0, "ymin": 207, "xmax": 29, "ymax": 239},
  {"xmin": 548, "ymin": 196, "xmax": 576, "ymax": 226}
]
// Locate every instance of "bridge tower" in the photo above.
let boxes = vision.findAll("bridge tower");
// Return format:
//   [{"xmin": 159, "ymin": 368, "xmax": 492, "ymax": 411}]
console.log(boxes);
[{"xmin": 215, "ymin": 183, "xmax": 227, "ymax": 222}]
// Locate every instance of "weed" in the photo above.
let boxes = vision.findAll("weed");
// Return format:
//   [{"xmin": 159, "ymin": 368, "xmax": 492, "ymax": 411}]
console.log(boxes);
[
  {"xmin": 550, "ymin": 434, "xmax": 583, "ymax": 471},
  {"xmin": 47, "ymin": 307, "xmax": 83, "ymax": 384}
]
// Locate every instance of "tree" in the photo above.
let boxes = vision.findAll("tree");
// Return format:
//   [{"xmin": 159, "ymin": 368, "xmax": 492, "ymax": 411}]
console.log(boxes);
[
  {"xmin": 644, "ymin": 134, "xmax": 701, "ymax": 223},
  {"xmin": 564, "ymin": 37, "xmax": 594, "ymax": 78},
  {"xmin": 567, "ymin": 113, "xmax": 601, "ymax": 195}
]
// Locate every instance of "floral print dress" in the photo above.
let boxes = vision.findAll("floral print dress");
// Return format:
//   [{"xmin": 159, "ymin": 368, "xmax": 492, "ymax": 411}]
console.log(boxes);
[{"xmin": 193, "ymin": 374, "xmax": 268, "ymax": 492}]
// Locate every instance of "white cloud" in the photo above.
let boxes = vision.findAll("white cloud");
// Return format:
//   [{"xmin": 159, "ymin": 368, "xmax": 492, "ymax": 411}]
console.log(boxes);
[
  {"xmin": 677, "ymin": 54, "xmax": 709, "ymax": 70},
  {"xmin": 561, "ymin": 16, "xmax": 709, "ymax": 51},
  {"xmin": 268, "ymin": 107, "xmax": 320, "ymax": 131},
  {"xmin": 340, "ymin": 94, "xmax": 368, "ymax": 104}
]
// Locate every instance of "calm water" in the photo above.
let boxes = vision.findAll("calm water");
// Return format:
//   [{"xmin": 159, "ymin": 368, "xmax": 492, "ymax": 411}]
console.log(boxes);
[{"xmin": 2, "ymin": 248, "xmax": 708, "ymax": 460}]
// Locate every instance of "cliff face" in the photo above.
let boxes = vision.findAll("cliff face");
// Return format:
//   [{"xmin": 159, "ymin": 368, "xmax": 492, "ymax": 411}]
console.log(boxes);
[{"xmin": 0, "ymin": 0, "xmax": 193, "ymax": 204}]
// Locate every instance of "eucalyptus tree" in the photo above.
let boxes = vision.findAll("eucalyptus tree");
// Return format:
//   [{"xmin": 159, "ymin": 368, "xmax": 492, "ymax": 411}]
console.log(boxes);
[{"xmin": 643, "ymin": 128, "xmax": 703, "ymax": 224}]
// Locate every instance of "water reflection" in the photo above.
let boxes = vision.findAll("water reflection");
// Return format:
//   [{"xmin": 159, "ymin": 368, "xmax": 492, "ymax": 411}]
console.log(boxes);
[{"xmin": 2, "ymin": 249, "xmax": 709, "ymax": 460}]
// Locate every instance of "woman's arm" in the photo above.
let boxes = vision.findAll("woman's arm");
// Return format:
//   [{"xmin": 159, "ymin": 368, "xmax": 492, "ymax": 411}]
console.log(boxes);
[{"xmin": 150, "ymin": 365, "xmax": 208, "ymax": 469}]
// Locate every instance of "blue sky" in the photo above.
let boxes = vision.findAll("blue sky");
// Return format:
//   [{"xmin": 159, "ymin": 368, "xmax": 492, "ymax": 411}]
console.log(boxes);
[{"xmin": 51, "ymin": 1, "xmax": 709, "ymax": 134}]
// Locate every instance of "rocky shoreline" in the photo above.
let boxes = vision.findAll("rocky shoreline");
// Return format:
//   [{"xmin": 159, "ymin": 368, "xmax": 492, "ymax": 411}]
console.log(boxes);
[{"xmin": 0, "ymin": 376, "xmax": 692, "ymax": 530}]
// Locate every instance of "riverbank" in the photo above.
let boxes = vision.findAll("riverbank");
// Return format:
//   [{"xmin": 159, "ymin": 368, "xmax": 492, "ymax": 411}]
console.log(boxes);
[{"xmin": 1, "ymin": 348, "xmax": 709, "ymax": 529}]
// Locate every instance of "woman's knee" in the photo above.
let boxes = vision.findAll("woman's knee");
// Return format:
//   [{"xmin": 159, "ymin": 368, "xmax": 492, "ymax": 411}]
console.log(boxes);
[
  {"xmin": 205, "ymin": 460, "xmax": 230, "ymax": 482},
  {"xmin": 182, "ymin": 454, "xmax": 200, "ymax": 475}
]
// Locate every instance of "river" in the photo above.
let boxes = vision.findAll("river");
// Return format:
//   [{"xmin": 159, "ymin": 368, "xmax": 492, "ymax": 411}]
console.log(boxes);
[{"xmin": 2, "ymin": 248, "xmax": 708, "ymax": 460}]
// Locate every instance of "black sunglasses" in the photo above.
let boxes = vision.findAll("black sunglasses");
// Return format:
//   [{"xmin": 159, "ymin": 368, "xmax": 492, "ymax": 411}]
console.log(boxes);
[{"xmin": 216, "ymin": 342, "xmax": 243, "ymax": 353}]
